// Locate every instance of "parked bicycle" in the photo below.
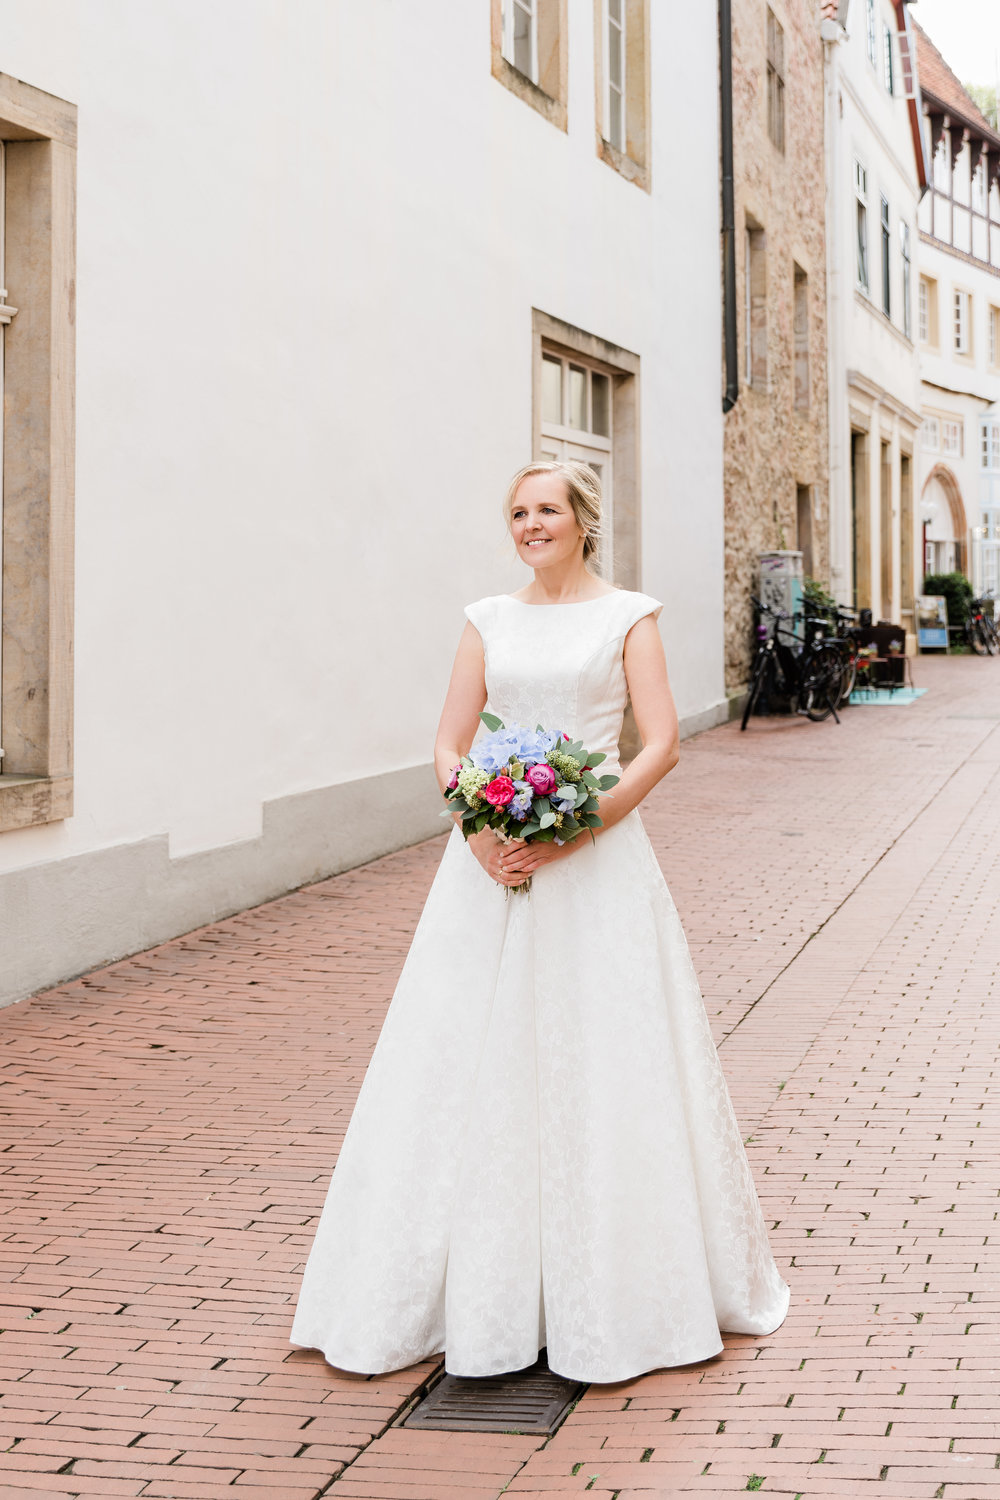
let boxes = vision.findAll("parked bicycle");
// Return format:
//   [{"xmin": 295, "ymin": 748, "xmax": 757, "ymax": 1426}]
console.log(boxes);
[
  {"xmin": 741, "ymin": 597, "xmax": 843, "ymax": 730},
  {"xmin": 963, "ymin": 596, "xmax": 999, "ymax": 656}
]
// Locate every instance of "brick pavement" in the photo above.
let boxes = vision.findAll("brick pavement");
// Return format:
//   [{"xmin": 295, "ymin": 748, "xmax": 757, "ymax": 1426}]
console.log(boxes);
[{"xmin": 2, "ymin": 653, "xmax": 1000, "ymax": 1499}]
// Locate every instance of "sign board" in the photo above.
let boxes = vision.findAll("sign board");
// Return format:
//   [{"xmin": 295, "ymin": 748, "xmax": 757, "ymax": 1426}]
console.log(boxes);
[
  {"xmin": 916, "ymin": 594, "xmax": 948, "ymax": 650},
  {"xmin": 758, "ymin": 552, "xmax": 804, "ymax": 650}
]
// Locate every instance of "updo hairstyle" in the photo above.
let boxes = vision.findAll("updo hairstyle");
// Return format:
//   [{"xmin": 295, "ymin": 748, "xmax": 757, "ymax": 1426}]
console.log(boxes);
[{"xmin": 503, "ymin": 460, "xmax": 604, "ymax": 571}]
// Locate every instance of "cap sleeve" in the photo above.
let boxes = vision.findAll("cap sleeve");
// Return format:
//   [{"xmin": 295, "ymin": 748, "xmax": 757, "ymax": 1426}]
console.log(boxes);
[
  {"xmin": 463, "ymin": 596, "xmax": 495, "ymax": 637},
  {"xmin": 620, "ymin": 591, "xmax": 663, "ymax": 635}
]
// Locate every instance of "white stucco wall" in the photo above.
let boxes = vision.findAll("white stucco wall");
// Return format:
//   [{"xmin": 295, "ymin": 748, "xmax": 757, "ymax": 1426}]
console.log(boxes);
[
  {"xmin": 0, "ymin": 2, "xmax": 724, "ymax": 986},
  {"xmin": 825, "ymin": 0, "xmax": 922, "ymax": 615}
]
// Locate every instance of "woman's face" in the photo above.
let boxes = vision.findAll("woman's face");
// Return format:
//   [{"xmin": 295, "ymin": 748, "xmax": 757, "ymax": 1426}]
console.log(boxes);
[{"xmin": 510, "ymin": 472, "xmax": 584, "ymax": 569}]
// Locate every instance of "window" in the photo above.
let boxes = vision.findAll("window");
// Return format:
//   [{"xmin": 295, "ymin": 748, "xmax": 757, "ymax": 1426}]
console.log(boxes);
[
  {"xmin": 796, "ymin": 485, "xmax": 813, "ymax": 576},
  {"xmin": 793, "ymin": 263, "xmax": 809, "ymax": 411},
  {"xmin": 865, "ymin": 0, "xmax": 877, "ymax": 67},
  {"xmin": 919, "ymin": 275, "xmax": 938, "ymax": 344},
  {"xmin": 855, "ymin": 160, "xmax": 869, "ymax": 292},
  {"xmin": 744, "ymin": 219, "xmax": 767, "ymax": 387},
  {"xmin": 533, "ymin": 310, "xmax": 640, "ymax": 588},
  {"xmin": 880, "ymin": 196, "xmax": 891, "ymax": 317},
  {"xmin": 982, "ymin": 419, "xmax": 1000, "ymax": 470},
  {"xmin": 0, "ymin": 81, "xmax": 78, "ymax": 835},
  {"xmin": 921, "ymin": 416, "xmax": 940, "ymax": 451},
  {"xmin": 491, "ymin": 0, "xmax": 568, "ymax": 130},
  {"xmin": 900, "ymin": 221, "xmax": 911, "ymax": 339},
  {"xmin": 883, "ymin": 23, "xmax": 894, "ymax": 93},
  {"xmin": 942, "ymin": 419, "xmax": 963, "ymax": 456},
  {"xmin": 502, "ymin": 0, "xmax": 537, "ymax": 81},
  {"xmin": 973, "ymin": 157, "xmax": 988, "ymax": 215},
  {"xmin": 605, "ymin": 0, "xmax": 624, "ymax": 152},
  {"xmin": 595, "ymin": 0, "xmax": 651, "ymax": 189},
  {"xmin": 989, "ymin": 305, "xmax": 1000, "ymax": 368},
  {"xmin": 766, "ymin": 8, "xmax": 785, "ymax": 153},
  {"xmin": 954, "ymin": 288, "xmax": 971, "ymax": 354}
]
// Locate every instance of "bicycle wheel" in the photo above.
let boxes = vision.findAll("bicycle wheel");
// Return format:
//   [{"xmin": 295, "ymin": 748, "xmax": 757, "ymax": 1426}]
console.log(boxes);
[
  {"xmin": 971, "ymin": 619, "xmax": 990, "ymax": 656},
  {"xmin": 835, "ymin": 647, "xmax": 857, "ymax": 706},
  {"xmin": 741, "ymin": 650, "xmax": 770, "ymax": 731},
  {"xmin": 801, "ymin": 645, "xmax": 842, "ymax": 722}
]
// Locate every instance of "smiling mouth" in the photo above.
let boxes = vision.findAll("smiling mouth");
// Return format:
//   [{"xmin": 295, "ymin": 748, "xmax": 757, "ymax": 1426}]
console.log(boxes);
[{"xmin": 525, "ymin": 538, "xmax": 552, "ymax": 547}]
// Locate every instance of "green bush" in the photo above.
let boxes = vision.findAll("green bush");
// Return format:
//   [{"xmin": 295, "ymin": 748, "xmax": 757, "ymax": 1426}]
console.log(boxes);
[
  {"xmin": 802, "ymin": 575, "xmax": 837, "ymax": 612},
  {"xmin": 922, "ymin": 571, "xmax": 972, "ymax": 626}
]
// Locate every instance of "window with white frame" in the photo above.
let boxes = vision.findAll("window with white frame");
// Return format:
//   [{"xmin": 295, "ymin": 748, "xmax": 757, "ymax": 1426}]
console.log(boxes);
[
  {"xmin": 540, "ymin": 347, "xmax": 614, "ymax": 568},
  {"xmin": 954, "ymin": 288, "xmax": 972, "ymax": 354},
  {"xmin": 502, "ymin": 0, "xmax": 537, "ymax": 83},
  {"xmin": 766, "ymin": 8, "xmax": 785, "ymax": 153},
  {"xmin": 855, "ymin": 160, "xmax": 869, "ymax": 292},
  {"xmin": 880, "ymin": 195, "xmax": 891, "ymax": 316},
  {"xmin": 900, "ymin": 220, "xmax": 911, "ymax": 339},
  {"xmin": 973, "ymin": 156, "xmax": 988, "ymax": 214},
  {"xmin": 883, "ymin": 23, "xmax": 894, "ymax": 93},
  {"xmin": 595, "ymin": 0, "xmax": 650, "ymax": 187},
  {"xmin": 921, "ymin": 416, "xmax": 940, "ymax": 451},
  {"xmin": 989, "ymin": 304, "xmax": 1000, "ymax": 368},
  {"xmin": 942, "ymin": 418, "xmax": 963, "ymax": 456},
  {"xmin": 982, "ymin": 418, "xmax": 1000, "ymax": 470},
  {"xmin": 865, "ymin": 0, "xmax": 877, "ymax": 66},
  {"xmin": 605, "ymin": 0, "xmax": 625, "ymax": 152}
]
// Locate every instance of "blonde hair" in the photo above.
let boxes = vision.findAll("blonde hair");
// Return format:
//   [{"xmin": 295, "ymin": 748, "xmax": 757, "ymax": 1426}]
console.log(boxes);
[{"xmin": 503, "ymin": 460, "xmax": 604, "ymax": 569}]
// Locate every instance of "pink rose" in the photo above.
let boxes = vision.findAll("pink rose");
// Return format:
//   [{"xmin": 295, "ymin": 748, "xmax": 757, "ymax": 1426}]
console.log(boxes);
[
  {"xmin": 483, "ymin": 775, "xmax": 517, "ymax": 806},
  {"xmin": 447, "ymin": 765, "xmax": 460, "ymax": 790},
  {"xmin": 525, "ymin": 763, "xmax": 556, "ymax": 795}
]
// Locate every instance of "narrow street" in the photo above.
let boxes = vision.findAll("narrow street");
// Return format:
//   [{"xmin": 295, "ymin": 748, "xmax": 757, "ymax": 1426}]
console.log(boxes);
[{"xmin": 3, "ymin": 653, "xmax": 1000, "ymax": 1500}]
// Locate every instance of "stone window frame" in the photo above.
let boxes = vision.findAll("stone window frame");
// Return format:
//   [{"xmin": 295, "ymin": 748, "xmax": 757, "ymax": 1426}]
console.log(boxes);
[
  {"xmin": 490, "ymin": 0, "xmax": 568, "ymax": 133},
  {"xmin": 593, "ymin": 0, "xmax": 651, "ymax": 192},
  {"xmin": 531, "ymin": 309, "xmax": 641, "ymax": 592},
  {"xmin": 0, "ymin": 73, "xmax": 77, "ymax": 834}
]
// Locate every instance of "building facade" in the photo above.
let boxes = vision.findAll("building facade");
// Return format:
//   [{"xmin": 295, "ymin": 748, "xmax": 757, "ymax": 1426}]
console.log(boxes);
[
  {"xmin": 823, "ymin": 0, "xmax": 928, "ymax": 641},
  {"xmin": 0, "ymin": 1, "xmax": 728, "ymax": 1006},
  {"xmin": 723, "ymin": 0, "xmax": 830, "ymax": 696},
  {"xmin": 913, "ymin": 23, "xmax": 1000, "ymax": 598}
]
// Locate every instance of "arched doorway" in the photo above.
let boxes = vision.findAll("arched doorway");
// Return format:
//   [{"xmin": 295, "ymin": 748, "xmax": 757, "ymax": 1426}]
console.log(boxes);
[{"xmin": 920, "ymin": 465, "xmax": 968, "ymax": 577}]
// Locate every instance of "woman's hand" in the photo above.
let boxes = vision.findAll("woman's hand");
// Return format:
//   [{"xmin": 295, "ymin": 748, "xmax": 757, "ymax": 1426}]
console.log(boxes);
[{"xmin": 470, "ymin": 829, "xmax": 583, "ymax": 885}]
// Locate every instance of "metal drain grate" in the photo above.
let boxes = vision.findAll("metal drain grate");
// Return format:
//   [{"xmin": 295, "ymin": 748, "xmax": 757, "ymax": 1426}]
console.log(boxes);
[{"xmin": 404, "ymin": 1350, "xmax": 585, "ymax": 1434}]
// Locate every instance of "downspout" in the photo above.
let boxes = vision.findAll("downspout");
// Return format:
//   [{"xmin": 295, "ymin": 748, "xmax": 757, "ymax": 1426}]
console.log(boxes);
[{"xmin": 719, "ymin": 0, "xmax": 738, "ymax": 413}]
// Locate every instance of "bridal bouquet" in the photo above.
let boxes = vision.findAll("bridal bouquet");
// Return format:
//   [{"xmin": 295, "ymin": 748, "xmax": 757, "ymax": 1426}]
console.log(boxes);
[{"xmin": 443, "ymin": 712, "xmax": 620, "ymax": 893}]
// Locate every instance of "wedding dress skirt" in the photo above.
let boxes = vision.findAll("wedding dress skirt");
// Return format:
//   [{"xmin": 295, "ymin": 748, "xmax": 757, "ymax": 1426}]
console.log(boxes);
[{"xmin": 290, "ymin": 591, "xmax": 790, "ymax": 1383}]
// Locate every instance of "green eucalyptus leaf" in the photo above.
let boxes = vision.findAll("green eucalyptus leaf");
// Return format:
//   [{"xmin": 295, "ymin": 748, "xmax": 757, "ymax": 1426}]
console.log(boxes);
[
  {"xmin": 533, "ymin": 827, "xmax": 556, "ymax": 842},
  {"xmin": 539, "ymin": 811, "xmax": 557, "ymax": 829},
  {"xmin": 581, "ymin": 770, "xmax": 600, "ymax": 789},
  {"xmin": 597, "ymin": 774, "xmax": 620, "ymax": 791},
  {"xmin": 587, "ymin": 752, "xmax": 607, "ymax": 766},
  {"xmin": 479, "ymin": 711, "xmax": 503, "ymax": 732}
]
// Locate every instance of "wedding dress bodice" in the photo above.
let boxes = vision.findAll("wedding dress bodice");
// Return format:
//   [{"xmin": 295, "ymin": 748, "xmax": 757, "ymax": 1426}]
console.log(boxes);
[{"xmin": 464, "ymin": 590, "xmax": 663, "ymax": 768}]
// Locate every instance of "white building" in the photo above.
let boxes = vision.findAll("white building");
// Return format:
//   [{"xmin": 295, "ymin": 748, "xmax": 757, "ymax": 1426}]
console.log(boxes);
[
  {"xmin": 0, "ymin": 1, "xmax": 728, "ymax": 1006},
  {"xmin": 822, "ymin": 0, "xmax": 928, "ymax": 638},
  {"xmin": 913, "ymin": 23, "xmax": 1000, "ymax": 599}
]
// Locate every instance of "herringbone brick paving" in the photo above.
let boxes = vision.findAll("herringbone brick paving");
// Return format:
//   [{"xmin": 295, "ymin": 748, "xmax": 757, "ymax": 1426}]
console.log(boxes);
[{"xmin": 2, "ymin": 655, "xmax": 999, "ymax": 1498}]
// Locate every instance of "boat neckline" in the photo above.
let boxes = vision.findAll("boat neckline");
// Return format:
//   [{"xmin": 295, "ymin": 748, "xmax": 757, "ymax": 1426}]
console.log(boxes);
[{"xmin": 503, "ymin": 591, "xmax": 621, "ymax": 607}]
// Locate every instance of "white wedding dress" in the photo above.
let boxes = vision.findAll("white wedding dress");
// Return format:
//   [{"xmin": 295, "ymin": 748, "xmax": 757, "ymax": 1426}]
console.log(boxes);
[{"xmin": 290, "ymin": 590, "xmax": 790, "ymax": 1383}]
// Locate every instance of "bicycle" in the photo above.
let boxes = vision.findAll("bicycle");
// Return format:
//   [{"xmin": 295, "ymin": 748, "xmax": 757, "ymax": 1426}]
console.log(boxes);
[
  {"xmin": 741, "ymin": 597, "xmax": 843, "ymax": 729},
  {"xmin": 963, "ymin": 597, "xmax": 998, "ymax": 656}
]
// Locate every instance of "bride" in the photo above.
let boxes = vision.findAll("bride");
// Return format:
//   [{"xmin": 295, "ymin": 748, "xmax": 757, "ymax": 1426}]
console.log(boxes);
[{"xmin": 290, "ymin": 460, "xmax": 789, "ymax": 1383}]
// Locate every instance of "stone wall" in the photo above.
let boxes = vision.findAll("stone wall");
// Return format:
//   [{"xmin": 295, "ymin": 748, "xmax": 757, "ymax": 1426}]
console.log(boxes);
[{"xmin": 724, "ymin": 0, "xmax": 830, "ymax": 696}]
